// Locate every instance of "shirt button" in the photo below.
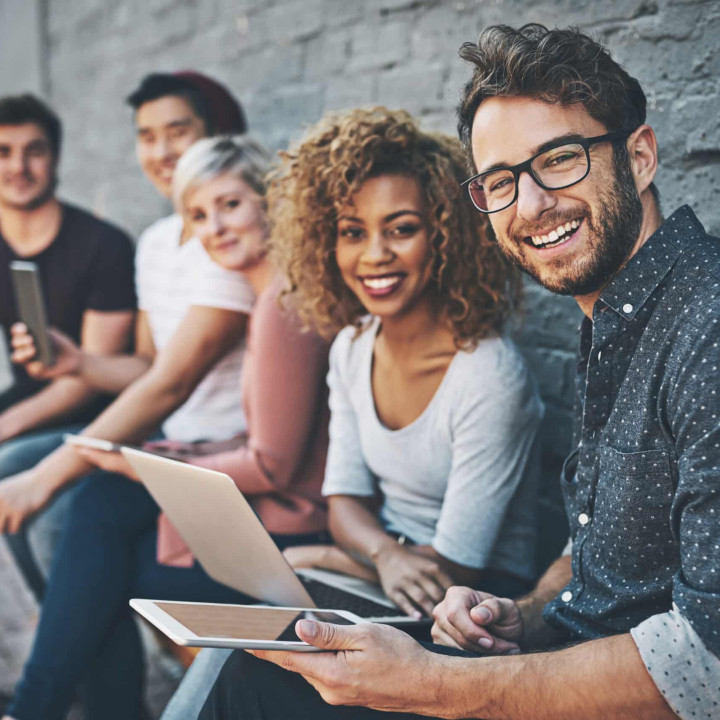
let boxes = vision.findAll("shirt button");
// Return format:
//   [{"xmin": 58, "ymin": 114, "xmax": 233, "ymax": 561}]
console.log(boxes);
[
  {"xmin": 578, "ymin": 512, "xmax": 590, "ymax": 526},
  {"xmin": 622, "ymin": 303, "xmax": 633, "ymax": 314},
  {"xmin": 561, "ymin": 591, "xmax": 573, "ymax": 603}
]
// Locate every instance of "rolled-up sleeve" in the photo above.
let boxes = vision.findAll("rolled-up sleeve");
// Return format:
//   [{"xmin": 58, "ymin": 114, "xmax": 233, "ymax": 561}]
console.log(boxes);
[{"xmin": 631, "ymin": 606, "xmax": 720, "ymax": 719}]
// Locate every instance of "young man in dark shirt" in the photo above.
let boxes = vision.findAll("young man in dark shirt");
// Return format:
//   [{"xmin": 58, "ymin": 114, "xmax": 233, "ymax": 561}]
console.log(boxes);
[
  {"xmin": 0, "ymin": 94, "xmax": 136, "ymax": 435},
  {"xmin": 0, "ymin": 94, "xmax": 136, "ymax": 597},
  {"xmin": 197, "ymin": 25, "xmax": 719, "ymax": 720}
]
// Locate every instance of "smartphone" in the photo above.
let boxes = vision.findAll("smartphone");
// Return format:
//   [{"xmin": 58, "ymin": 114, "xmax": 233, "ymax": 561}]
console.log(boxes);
[
  {"xmin": 64, "ymin": 434, "xmax": 122, "ymax": 453},
  {"xmin": 10, "ymin": 261, "xmax": 55, "ymax": 366},
  {"xmin": 130, "ymin": 599, "xmax": 365, "ymax": 652}
]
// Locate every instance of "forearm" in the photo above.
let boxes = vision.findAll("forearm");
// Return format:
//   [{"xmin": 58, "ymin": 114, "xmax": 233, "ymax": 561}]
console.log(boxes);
[
  {"xmin": 77, "ymin": 352, "xmax": 152, "ymax": 394},
  {"xmin": 430, "ymin": 633, "xmax": 675, "ymax": 720},
  {"xmin": 516, "ymin": 555, "xmax": 573, "ymax": 650},
  {"xmin": 190, "ymin": 448, "xmax": 276, "ymax": 496},
  {"xmin": 328, "ymin": 497, "xmax": 394, "ymax": 568},
  {"xmin": 29, "ymin": 441, "xmax": 95, "ymax": 495},
  {"xmin": 409, "ymin": 544, "xmax": 483, "ymax": 588},
  {"xmin": 81, "ymin": 368, "xmax": 193, "ymax": 445},
  {"xmin": 0, "ymin": 377, "xmax": 97, "ymax": 440}
]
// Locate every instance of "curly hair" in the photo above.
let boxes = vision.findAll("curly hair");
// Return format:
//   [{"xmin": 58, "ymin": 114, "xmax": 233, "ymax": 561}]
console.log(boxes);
[
  {"xmin": 268, "ymin": 107, "xmax": 520, "ymax": 348},
  {"xmin": 456, "ymin": 24, "xmax": 658, "ymax": 201},
  {"xmin": 457, "ymin": 24, "xmax": 647, "ymax": 153}
]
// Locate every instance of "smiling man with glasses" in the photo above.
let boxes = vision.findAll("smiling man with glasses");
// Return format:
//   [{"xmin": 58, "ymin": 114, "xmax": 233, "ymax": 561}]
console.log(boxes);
[{"xmin": 195, "ymin": 24, "xmax": 718, "ymax": 720}]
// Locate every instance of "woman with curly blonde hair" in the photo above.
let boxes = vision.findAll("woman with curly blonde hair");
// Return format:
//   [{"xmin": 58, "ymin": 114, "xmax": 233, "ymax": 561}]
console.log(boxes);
[{"xmin": 269, "ymin": 107, "xmax": 543, "ymax": 622}]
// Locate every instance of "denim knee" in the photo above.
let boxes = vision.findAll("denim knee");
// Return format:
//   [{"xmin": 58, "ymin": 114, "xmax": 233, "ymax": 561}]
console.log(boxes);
[{"xmin": 0, "ymin": 426, "xmax": 83, "ymax": 479}]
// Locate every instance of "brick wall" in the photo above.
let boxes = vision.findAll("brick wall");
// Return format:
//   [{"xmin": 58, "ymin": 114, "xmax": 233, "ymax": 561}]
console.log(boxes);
[{"xmin": 5, "ymin": 0, "xmax": 720, "ymax": 560}]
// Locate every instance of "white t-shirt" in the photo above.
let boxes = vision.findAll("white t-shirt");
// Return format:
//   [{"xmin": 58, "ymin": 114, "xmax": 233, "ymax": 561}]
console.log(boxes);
[
  {"xmin": 322, "ymin": 319, "xmax": 543, "ymax": 579},
  {"xmin": 135, "ymin": 214, "xmax": 255, "ymax": 442}
]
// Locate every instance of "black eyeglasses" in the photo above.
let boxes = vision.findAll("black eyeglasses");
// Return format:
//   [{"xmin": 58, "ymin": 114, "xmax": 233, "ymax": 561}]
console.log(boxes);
[{"xmin": 462, "ymin": 131, "xmax": 632, "ymax": 214}]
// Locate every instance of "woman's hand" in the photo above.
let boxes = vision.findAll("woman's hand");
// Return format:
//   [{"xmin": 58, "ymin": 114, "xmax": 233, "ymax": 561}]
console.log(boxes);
[
  {"xmin": 73, "ymin": 447, "xmax": 141, "ymax": 481},
  {"xmin": 373, "ymin": 543, "xmax": 453, "ymax": 618},
  {"xmin": 11, "ymin": 323, "xmax": 82, "ymax": 379}
]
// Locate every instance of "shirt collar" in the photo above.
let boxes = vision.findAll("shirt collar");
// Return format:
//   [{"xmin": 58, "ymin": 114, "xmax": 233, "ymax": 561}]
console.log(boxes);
[{"xmin": 599, "ymin": 205, "xmax": 704, "ymax": 320}]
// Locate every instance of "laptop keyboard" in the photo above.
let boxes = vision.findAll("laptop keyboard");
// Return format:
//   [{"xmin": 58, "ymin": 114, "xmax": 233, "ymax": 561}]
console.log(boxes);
[{"xmin": 300, "ymin": 577, "xmax": 400, "ymax": 618}]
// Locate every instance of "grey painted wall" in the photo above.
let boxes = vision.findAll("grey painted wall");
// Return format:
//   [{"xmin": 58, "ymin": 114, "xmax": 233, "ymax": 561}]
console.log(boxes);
[
  {"xmin": 0, "ymin": 0, "xmax": 46, "ymax": 389},
  {"xmin": 0, "ymin": 0, "xmax": 45, "ymax": 96},
  {"xmin": 2, "ymin": 0, "xmax": 719, "ymax": 556}
]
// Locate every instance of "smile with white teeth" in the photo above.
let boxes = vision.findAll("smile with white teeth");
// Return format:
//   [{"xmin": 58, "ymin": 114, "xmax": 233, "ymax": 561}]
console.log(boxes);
[
  {"xmin": 362, "ymin": 275, "xmax": 402, "ymax": 289},
  {"xmin": 530, "ymin": 218, "xmax": 582, "ymax": 248}
]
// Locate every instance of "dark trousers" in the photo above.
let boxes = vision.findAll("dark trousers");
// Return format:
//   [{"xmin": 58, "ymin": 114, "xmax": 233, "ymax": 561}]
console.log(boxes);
[
  {"xmin": 7, "ymin": 472, "xmax": 326, "ymax": 720},
  {"xmin": 200, "ymin": 642, "xmax": 472, "ymax": 720}
]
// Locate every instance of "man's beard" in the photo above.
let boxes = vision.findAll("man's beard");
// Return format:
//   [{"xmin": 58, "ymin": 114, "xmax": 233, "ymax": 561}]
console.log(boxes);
[{"xmin": 498, "ymin": 157, "xmax": 644, "ymax": 297}]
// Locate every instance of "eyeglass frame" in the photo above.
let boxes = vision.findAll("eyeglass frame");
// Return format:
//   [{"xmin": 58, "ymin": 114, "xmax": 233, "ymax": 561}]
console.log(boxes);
[{"xmin": 461, "ymin": 130, "xmax": 633, "ymax": 214}]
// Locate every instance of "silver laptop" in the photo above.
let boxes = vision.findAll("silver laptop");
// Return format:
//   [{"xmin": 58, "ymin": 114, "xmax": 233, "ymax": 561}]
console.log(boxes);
[{"xmin": 122, "ymin": 447, "xmax": 419, "ymax": 624}]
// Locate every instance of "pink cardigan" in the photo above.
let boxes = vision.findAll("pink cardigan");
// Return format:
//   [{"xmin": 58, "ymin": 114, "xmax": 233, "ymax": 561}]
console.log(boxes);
[{"xmin": 157, "ymin": 277, "xmax": 330, "ymax": 566}]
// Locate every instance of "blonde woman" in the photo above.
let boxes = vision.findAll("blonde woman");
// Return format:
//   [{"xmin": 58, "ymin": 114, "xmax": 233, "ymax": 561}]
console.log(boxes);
[{"xmin": 3, "ymin": 136, "xmax": 331, "ymax": 720}]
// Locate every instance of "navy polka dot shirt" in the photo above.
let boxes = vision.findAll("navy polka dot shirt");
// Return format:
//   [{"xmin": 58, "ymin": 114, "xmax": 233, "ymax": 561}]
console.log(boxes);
[{"xmin": 543, "ymin": 207, "xmax": 720, "ymax": 718}]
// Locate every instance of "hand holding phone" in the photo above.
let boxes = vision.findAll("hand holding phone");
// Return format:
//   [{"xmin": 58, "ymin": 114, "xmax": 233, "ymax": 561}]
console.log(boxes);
[
  {"xmin": 10, "ymin": 261, "xmax": 55, "ymax": 367},
  {"xmin": 11, "ymin": 324, "xmax": 81, "ymax": 379}
]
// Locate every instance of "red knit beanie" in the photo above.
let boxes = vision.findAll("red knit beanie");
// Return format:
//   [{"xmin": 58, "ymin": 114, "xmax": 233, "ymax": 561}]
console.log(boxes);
[{"xmin": 174, "ymin": 71, "xmax": 247, "ymax": 135}]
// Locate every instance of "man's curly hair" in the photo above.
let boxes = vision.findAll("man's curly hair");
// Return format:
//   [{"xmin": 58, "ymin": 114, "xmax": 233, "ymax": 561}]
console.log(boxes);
[
  {"xmin": 268, "ymin": 107, "xmax": 520, "ymax": 347},
  {"xmin": 456, "ymin": 25, "xmax": 658, "ymax": 201}
]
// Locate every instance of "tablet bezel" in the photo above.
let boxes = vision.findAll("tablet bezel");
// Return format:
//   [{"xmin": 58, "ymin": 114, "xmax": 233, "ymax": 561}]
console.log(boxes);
[{"xmin": 130, "ymin": 599, "xmax": 365, "ymax": 652}]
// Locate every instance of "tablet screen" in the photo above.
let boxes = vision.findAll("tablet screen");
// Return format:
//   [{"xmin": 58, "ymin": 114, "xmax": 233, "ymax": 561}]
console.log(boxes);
[{"xmin": 155, "ymin": 603, "xmax": 354, "ymax": 642}]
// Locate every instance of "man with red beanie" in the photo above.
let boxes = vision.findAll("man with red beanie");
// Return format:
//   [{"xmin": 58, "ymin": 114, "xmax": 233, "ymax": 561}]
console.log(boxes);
[{"xmin": 127, "ymin": 72, "xmax": 247, "ymax": 196}]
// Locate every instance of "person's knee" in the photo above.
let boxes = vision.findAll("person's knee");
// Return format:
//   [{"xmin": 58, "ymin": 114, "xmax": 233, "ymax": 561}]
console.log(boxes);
[
  {"xmin": 0, "ymin": 436, "xmax": 48, "ymax": 478},
  {"xmin": 67, "ymin": 474, "xmax": 127, "ymax": 522},
  {"xmin": 202, "ymin": 649, "xmax": 311, "ymax": 720},
  {"xmin": 67, "ymin": 472, "xmax": 157, "ymax": 539},
  {"xmin": 0, "ymin": 429, "xmax": 70, "ymax": 479}
]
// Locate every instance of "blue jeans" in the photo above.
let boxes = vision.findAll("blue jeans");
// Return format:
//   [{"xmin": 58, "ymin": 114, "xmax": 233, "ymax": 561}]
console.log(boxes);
[
  {"xmin": 8, "ymin": 472, "xmax": 328, "ymax": 720},
  {"xmin": 0, "ymin": 424, "xmax": 85, "ymax": 600}
]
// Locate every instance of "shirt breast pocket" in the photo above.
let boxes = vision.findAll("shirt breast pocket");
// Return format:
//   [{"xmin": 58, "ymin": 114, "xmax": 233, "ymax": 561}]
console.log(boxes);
[
  {"xmin": 560, "ymin": 447, "xmax": 581, "ymax": 525},
  {"xmin": 594, "ymin": 446, "xmax": 676, "ymax": 572}
]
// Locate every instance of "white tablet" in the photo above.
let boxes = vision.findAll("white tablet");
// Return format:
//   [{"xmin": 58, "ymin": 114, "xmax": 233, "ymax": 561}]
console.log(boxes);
[{"xmin": 130, "ymin": 599, "xmax": 365, "ymax": 652}]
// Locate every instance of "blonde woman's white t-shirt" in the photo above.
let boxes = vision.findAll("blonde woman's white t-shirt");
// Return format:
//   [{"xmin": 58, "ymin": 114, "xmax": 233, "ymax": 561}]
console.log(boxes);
[{"xmin": 135, "ymin": 214, "xmax": 254, "ymax": 442}]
